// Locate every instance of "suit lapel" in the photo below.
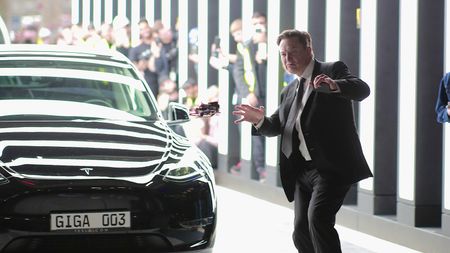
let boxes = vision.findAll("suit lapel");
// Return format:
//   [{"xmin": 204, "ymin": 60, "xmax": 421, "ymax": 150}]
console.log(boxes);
[{"xmin": 282, "ymin": 79, "xmax": 299, "ymax": 121}]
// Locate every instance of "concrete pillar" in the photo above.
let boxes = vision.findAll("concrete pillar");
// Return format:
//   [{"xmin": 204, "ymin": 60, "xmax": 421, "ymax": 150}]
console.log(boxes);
[
  {"xmin": 358, "ymin": 0, "xmax": 400, "ymax": 214},
  {"xmin": 397, "ymin": 0, "xmax": 444, "ymax": 227}
]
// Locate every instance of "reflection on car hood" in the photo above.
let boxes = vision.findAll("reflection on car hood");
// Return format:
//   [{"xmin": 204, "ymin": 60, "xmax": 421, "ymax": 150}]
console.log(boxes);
[
  {"xmin": 0, "ymin": 120, "xmax": 191, "ymax": 184},
  {"xmin": 0, "ymin": 100, "xmax": 147, "ymax": 121}
]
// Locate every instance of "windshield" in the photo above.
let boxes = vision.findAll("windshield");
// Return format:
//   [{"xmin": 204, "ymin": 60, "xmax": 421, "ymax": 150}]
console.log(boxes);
[{"xmin": 0, "ymin": 61, "xmax": 158, "ymax": 121}]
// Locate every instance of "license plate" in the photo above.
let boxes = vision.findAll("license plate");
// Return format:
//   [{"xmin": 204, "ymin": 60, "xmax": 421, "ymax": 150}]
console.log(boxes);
[{"xmin": 50, "ymin": 211, "xmax": 130, "ymax": 232}]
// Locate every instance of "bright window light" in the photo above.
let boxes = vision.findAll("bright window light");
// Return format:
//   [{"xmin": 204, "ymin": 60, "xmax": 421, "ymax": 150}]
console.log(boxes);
[
  {"xmin": 295, "ymin": 0, "xmax": 309, "ymax": 31},
  {"xmin": 398, "ymin": 0, "xmax": 418, "ymax": 201},
  {"xmin": 104, "ymin": 0, "xmax": 113, "ymax": 25},
  {"xmin": 265, "ymin": 0, "xmax": 280, "ymax": 166},
  {"xmin": 325, "ymin": 0, "xmax": 341, "ymax": 61},
  {"xmin": 358, "ymin": 0, "xmax": 377, "ymax": 191},
  {"xmin": 82, "ymin": 0, "xmax": 91, "ymax": 29},
  {"xmin": 444, "ymin": 0, "xmax": 450, "ymax": 210},
  {"xmin": 71, "ymin": 0, "xmax": 79, "ymax": 25},
  {"xmin": 218, "ymin": 0, "xmax": 230, "ymax": 155}
]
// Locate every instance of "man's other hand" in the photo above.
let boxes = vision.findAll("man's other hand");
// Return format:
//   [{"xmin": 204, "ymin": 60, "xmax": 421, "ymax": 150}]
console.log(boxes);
[{"xmin": 232, "ymin": 104, "xmax": 265, "ymax": 124}]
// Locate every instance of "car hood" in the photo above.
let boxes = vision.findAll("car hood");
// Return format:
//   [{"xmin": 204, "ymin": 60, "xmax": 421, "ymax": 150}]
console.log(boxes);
[{"xmin": 0, "ymin": 120, "xmax": 193, "ymax": 183}]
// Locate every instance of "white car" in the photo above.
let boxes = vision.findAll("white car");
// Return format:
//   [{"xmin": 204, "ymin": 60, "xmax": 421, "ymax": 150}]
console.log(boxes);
[{"xmin": 0, "ymin": 44, "xmax": 216, "ymax": 253}]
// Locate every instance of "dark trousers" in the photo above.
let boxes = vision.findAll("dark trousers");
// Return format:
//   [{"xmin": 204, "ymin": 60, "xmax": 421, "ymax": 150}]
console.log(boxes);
[
  {"xmin": 252, "ymin": 135, "xmax": 265, "ymax": 170},
  {"xmin": 292, "ymin": 163, "xmax": 350, "ymax": 253}
]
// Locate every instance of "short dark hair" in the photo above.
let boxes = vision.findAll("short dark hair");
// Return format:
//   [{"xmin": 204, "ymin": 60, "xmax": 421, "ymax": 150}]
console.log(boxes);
[
  {"xmin": 182, "ymin": 78, "xmax": 197, "ymax": 89},
  {"xmin": 252, "ymin": 12, "xmax": 266, "ymax": 20},
  {"xmin": 138, "ymin": 18, "xmax": 149, "ymax": 25},
  {"xmin": 276, "ymin": 30, "xmax": 312, "ymax": 49}
]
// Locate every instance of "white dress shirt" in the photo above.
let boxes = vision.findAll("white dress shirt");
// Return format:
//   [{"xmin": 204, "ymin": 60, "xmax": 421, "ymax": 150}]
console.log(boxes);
[{"xmin": 294, "ymin": 59, "xmax": 315, "ymax": 161}]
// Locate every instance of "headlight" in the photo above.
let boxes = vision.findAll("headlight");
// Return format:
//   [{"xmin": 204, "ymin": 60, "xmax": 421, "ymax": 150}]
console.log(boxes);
[{"xmin": 163, "ymin": 166, "xmax": 205, "ymax": 182}]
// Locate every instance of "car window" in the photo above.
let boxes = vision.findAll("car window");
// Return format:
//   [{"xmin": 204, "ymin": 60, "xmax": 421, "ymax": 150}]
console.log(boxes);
[{"xmin": 0, "ymin": 63, "xmax": 158, "ymax": 120}]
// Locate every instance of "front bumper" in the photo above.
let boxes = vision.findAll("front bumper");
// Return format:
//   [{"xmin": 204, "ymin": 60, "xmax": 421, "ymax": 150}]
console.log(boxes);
[{"xmin": 0, "ymin": 176, "xmax": 217, "ymax": 252}]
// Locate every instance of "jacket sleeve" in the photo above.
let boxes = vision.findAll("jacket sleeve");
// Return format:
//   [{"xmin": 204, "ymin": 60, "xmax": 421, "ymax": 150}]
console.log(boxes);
[
  {"xmin": 332, "ymin": 61, "xmax": 370, "ymax": 102},
  {"xmin": 436, "ymin": 73, "xmax": 450, "ymax": 123}
]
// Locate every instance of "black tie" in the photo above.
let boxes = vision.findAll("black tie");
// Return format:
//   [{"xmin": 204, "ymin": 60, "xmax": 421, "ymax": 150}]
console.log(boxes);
[{"xmin": 281, "ymin": 78, "xmax": 306, "ymax": 158}]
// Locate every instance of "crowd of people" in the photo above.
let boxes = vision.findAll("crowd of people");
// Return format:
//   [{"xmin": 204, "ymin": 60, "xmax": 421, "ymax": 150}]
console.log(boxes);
[{"xmin": 209, "ymin": 12, "xmax": 269, "ymax": 182}]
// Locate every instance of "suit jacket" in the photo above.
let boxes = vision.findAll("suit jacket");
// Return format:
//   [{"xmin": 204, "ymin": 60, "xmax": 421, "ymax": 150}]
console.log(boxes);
[{"xmin": 256, "ymin": 60, "xmax": 372, "ymax": 202}]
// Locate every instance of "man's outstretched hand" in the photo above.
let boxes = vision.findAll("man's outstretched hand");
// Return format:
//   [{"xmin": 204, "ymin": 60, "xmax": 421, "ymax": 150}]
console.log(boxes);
[{"xmin": 232, "ymin": 104, "xmax": 265, "ymax": 124}]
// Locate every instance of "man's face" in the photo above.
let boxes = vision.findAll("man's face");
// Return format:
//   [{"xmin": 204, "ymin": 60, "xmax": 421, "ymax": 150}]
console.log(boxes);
[
  {"xmin": 252, "ymin": 17, "xmax": 266, "ymax": 30},
  {"xmin": 139, "ymin": 23, "xmax": 151, "ymax": 39},
  {"xmin": 279, "ymin": 37, "xmax": 312, "ymax": 76},
  {"xmin": 231, "ymin": 30, "xmax": 242, "ymax": 43}
]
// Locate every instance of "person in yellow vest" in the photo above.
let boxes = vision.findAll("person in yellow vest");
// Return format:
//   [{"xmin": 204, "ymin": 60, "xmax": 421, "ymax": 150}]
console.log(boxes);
[{"xmin": 233, "ymin": 12, "xmax": 268, "ymax": 182}]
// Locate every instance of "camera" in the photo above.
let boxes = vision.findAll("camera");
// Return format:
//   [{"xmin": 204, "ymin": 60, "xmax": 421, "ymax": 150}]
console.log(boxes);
[
  {"xmin": 213, "ymin": 36, "xmax": 220, "ymax": 57},
  {"xmin": 138, "ymin": 49, "xmax": 151, "ymax": 61}
]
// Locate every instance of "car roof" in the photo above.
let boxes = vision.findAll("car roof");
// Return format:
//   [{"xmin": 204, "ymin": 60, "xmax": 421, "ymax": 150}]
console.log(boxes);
[{"xmin": 0, "ymin": 44, "xmax": 129, "ymax": 64}]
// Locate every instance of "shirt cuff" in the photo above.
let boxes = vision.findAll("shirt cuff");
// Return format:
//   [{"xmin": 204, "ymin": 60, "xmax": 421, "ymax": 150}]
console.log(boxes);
[
  {"xmin": 329, "ymin": 83, "xmax": 341, "ymax": 93},
  {"xmin": 253, "ymin": 117, "xmax": 265, "ymax": 129}
]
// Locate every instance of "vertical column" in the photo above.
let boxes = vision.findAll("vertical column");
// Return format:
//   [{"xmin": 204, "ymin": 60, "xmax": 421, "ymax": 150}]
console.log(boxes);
[
  {"xmin": 262, "ymin": 0, "xmax": 294, "ymax": 186},
  {"xmin": 197, "ymin": 0, "xmax": 208, "ymax": 101},
  {"xmin": 324, "ymin": 0, "xmax": 340, "ymax": 62},
  {"xmin": 397, "ymin": 0, "xmax": 444, "ymax": 227},
  {"xmin": 161, "ymin": 0, "xmax": 171, "ymax": 28},
  {"xmin": 93, "ymin": 0, "xmax": 102, "ymax": 29},
  {"xmin": 170, "ymin": 0, "xmax": 179, "ymax": 31},
  {"xmin": 308, "ymin": 0, "xmax": 325, "ymax": 62},
  {"xmin": 177, "ymin": 0, "xmax": 189, "ymax": 92},
  {"xmin": 207, "ymin": 0, "xmax": 219, "ymax": 88},
  {"xmin": 146, "ymin": 0, "xmax": 155, "ymax": 25},
  {"xmin": 187, "ymin": 0, "xmax": 198, "ymax": 80},
  {"xmin": 295, "ymin": 0, "xmax": 308, "ymax": 31},
  {"xmin": 71, "ymin": 0, "xmax": 80, "ymax": 25},
  {"xmin": 358, "ymin": 0, "xmax": 399, "ymax": 215},
  {"xmin": 154, "ymin": 0, "xmax": 162, "ymax": 21},
  {"xmin": 253, "ymin": 0, "xmax": 267, "ymax": 15},
  {"xmin": 104, "ymin": 0, "xmax": 113, "ymax": 25},
  {"xmin": 140, "ymin": 0, "xmax": 146, "ymax": 20},
  {"xmin": 239, "ymin": 0, "xmax": 256, "ymax": 179},
  {"xmin": 217, "ymin": 0, "xmax": 232, "ymax": 173},
  {"xmin": 117, "ymin": 0, "xmax": 126, "ymax": 19},
  {"xmin": 81, "ymin": 0, "xmax": 91, "ymax": 28},
  {"xmin": 112, "ymin": 0, "xmax": 118, "ymax": 18},
  {"xmin": 443, "ymin": 0, "xmax": 450, "ymax": 237},
  {"xmin": 217, "ymin": 0, "xmax": 242, "ymax": 174},
  {"xmin": 338, "ymin": 0, "xmax": 361, "ymax": 205},
  {"xmin": 130, "ymin": 0, "xmax": 140, "ymax": 47}
]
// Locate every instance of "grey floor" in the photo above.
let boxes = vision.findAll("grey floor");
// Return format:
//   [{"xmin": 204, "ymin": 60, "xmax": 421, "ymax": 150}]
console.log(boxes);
[{"xmin": 213, "ymin": 186, "xmax": 421, "ymax": 253}]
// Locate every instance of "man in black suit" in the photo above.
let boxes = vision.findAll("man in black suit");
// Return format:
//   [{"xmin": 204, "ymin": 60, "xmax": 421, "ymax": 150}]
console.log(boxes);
[{"xmin": 233, "ymin": 30, "xmax": 372, "ymax": 253}]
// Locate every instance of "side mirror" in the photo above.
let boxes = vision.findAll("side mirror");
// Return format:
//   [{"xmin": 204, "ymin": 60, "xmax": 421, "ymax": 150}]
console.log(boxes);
[{"xmin": 167, "ymin": 102, "xmax": 190, "ymax": 124}]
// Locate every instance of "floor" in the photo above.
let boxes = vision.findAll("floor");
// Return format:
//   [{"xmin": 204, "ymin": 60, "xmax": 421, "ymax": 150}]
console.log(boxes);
[{"xmin": 212, "ymin": 186, "xmax": 422, "ymax": 253}]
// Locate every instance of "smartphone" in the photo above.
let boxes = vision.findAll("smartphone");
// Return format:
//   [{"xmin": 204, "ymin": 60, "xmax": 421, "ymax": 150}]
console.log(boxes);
[
  {"xmin": 213, "ymin": 36, "xmax": 221, "ymax": 57},
  {"xmin": 214, "ymin": 36, "xmax": 221, "ymax": 49}
]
